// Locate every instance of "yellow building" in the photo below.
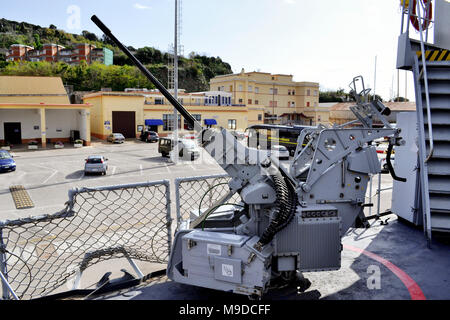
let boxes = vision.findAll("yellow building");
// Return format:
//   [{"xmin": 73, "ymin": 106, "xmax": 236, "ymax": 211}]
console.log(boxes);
[
  {"xmin": 209, "ymin": 69, "xmax": 325, "ymax": 125},
  {"xmin": 0, "ymin": 76, "xmax": 91, "ymax": 147},
  {"xmin": 329, "ymin": 101, "xmax": 416, "ymax": 126},
  {"xmin": 83, "ymin": 89, "xmax": 265, "ymax": 139}
]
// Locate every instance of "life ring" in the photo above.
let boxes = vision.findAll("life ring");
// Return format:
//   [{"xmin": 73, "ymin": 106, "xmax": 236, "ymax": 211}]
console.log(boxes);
[{"xmin": 410, "ymin": 0, "xmax": 433, "ymax": 32}]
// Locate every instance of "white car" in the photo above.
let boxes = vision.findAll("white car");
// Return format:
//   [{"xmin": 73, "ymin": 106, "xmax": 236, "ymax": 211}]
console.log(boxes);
[
  {"xmin": 84, "ymin": 155, "xmax": 109, "ymax": 175},
  {"xmin": 270, "ymin": 145, "xmax": 290, "ymax": 161}
]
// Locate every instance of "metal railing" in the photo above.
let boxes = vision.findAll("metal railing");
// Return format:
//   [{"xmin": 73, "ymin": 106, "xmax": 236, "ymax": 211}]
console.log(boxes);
[
  {"xmin": 401, "ymin": 0, "xmax": 435, "ymax": 246},
  {"xmin": 401, "ymin": 0, "xmax": 434, "ymax": 162},
  {"xmin": 366, "ymin": 159, "xmax": 394, "ymax": 220},
  {"xmin": 175, "ymin": 174, "xmax": 242, "ymax": 228},
  {"xmin": 0, "ymin": 180, "xmax": 172, "ymax": 300}
]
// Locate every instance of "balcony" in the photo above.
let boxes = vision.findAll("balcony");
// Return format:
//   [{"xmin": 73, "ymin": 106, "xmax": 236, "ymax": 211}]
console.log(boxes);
[{"xmin": 59, "ymin": 50, "xmax": 73, "ymax": 56}]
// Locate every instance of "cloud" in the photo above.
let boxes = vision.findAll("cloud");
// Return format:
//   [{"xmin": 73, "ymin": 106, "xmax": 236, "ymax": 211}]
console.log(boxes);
[
  {"xmin": 283, "ymin": 0, "xmax": 296, "ymax": 4},
  {"xmin": 133, "ymin": 3, "xmax": 151, "ymax": 10}
]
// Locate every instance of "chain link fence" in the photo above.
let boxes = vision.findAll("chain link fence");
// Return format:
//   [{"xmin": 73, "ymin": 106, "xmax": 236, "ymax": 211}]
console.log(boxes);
[
  {"xmin": 175, "ymin": 174, "xmax": 241, "ymax": 227},
  {"xmin": 0, "ymin": 180, "xmax": 171, "ymax": 300}
]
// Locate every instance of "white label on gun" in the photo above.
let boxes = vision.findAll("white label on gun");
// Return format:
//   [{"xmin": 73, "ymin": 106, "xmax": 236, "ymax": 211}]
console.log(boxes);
[{"xmin": 207, "ymin": 243, "xmax": 221, "ymax": 255}]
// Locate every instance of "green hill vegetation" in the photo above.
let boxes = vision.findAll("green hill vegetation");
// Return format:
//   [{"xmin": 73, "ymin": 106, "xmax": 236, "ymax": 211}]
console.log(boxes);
[{"xmin": 0, "ymin": 18, "xmax": 233, "ymax": 92}]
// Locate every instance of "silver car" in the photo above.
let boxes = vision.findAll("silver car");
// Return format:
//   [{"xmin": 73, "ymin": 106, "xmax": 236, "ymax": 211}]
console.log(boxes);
[
  {"xmin": 107, "ymin": 133, "xmax": 125, "ymax": 144},
  {"xmin": 270, "ymin": 145, "xmax": 290, "ymax": 161},
  {"xmin": 84, "ymin": 155, "xmax": 108, "ymax": 175}
]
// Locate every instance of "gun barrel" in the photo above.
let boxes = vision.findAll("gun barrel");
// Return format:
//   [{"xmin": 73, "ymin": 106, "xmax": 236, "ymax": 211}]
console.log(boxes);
[{"xmin": 91, "ymin": 15, "xmax": 202, "ymax": 132}]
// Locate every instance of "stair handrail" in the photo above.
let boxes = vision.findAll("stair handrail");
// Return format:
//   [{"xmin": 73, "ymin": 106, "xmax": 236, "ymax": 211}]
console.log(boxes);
[{"xmin": 415, "ymin": 0, "xmax": 434, "ymax": 162}]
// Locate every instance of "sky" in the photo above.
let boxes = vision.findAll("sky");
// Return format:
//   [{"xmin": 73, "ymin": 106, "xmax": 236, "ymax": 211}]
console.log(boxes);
[{"xmin": 2, "ymin": 0, "xmax": 423, "ymax": 101}]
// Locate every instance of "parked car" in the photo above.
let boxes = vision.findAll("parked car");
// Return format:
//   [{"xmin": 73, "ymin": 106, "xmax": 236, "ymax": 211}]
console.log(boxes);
[
  {"xmin": 269, "ymin": 145, "xmax": 290, "ymax": 161},
  {"xmin": 141, "ymin": 131, "xmax": 159, "ymax": 143},
  {"xmin": 107, "ymin": 133, "xmax": 125, "ymax": 144},
  {"xmin": 381, "ymin": 156, "xmax": 395, "ymax": 173},
  {"xmin": 159, "ymin": 138, "xmax": 200, "ymax": 161},
  {"xmin": 84, "ymin": 155, "xmax": 108, "ymax": 175},
  {"xmin": 0, "ymin": 150, "xmax": 16, "ymax": 173}
]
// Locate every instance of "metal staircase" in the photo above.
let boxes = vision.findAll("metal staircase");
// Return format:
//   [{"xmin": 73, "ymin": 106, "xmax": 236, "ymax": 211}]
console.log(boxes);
[
  {"xmin": 397, "ymin": 0, "xmax": 450, "ymax": 246},
  {"xmin": 413, "ymin": 57, "xmax": 450, "ymax": 242}
]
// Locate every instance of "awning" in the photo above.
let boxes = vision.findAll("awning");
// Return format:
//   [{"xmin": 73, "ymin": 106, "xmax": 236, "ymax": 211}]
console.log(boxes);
[
  {"xmin": 145, "ymin": 119, "xmax": 164, "ymax": 126},
  {"xmin": 280, "ymin": 113, "xmax": 313, "ymax": 118},
  {"xmin": 204, "ymin": 119, "xmax": 217, "ymax": 126}
]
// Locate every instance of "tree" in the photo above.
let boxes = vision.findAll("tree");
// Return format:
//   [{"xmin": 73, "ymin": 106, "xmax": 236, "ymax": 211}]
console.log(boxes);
[
  {"xmin": 369, "ymin": 94, "xmax": 383, "ymax": 101},
  {"xmin": 33, "ymin": 34, "xmax": 42, "ymax": 50},
  {"xmin": 102, "ymin": 34, "xmax": 116, "ymax": 46},
  {"xmin": 390, "ymin": 96, "xmax": 409, "ymax": 102},
  {"xmin": 81, "ymin": 30, "xmax": 99, "ymax": 42}
]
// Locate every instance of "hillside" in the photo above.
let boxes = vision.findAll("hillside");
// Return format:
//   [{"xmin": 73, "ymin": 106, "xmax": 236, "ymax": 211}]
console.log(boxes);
[{"xmin": 0, "ymin": 18, "xmax": 233, "ymax": 92}]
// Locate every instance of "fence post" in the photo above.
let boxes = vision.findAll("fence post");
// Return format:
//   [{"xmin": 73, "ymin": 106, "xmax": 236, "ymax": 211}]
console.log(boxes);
[
  {"xmin": 175, "ymin": 178, "xmax": 181, "ymax": 228},
  {"xmin": 165, "ymin": 180, "xmax": 172, "ymax": 256},
  {"xmin": 0, "ymin": 228, "xmax": 10, "ymax": 300}
]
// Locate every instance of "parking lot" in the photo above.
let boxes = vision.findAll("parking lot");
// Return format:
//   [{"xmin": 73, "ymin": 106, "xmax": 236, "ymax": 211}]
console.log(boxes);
[
  {"xmin": 0, "ymin": 139, "xmax": 225, "ymax": 222},
  {"xmin": 0, "ymin": 139, "xmax": 395, "ymax": 222}
]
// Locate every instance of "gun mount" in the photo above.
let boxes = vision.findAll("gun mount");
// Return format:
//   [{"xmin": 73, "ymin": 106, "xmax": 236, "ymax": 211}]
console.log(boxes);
[{"xmin": 91, "ymin": 16, "xmax": 407, "ymax": 298}]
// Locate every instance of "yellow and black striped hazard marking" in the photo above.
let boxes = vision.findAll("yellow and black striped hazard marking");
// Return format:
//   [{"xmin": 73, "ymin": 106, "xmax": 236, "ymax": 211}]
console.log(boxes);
[
  {"xmin": 10, "ymin": 185, "xmax": 34, "ymax": 209},
  {"xmin": 416, "ymin": 49, "xmax": 450, "ymax": 62}
]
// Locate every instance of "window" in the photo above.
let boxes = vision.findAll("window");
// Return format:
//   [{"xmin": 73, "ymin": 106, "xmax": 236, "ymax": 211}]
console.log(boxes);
[
  {"xmin": 255, "ymin": 87, "xmax": 259, "ymax": 93},
  {"xmin": 185, "ymin": 114, "xmax": 201, "ymax": 130},
  {"xmin": 248, "ymin": 86, "xmax": 253, "ymax": 92},
  {"xmin": 307, "ymin": 89, "xmax": 311, "ymax": 96},
  {"xmin": 155, "ymin": 98, "xmax": 165, "ymax": 105},
  {"xmin": 288, "ymin": 89, "xmax": 291, "ymax": 95},
  {"xmin": 314, "ymin": 102, "xmax": 318, "ymax": 107},
  {"xmin": 218, "ymin": 87, "xmax": 221, "ymax": 91},
  {"xmin": 229, "ymin": 85, "xmax": 233, "ymax": 92},
  {"xmin": 314, "ymin": 90, "xmax": 318, "ymax": 96},
  {"xmin": 292, "ymin": 90, "xmax": 295, "ymax": 95},
  {"xmin": 269, "ymin": 88, "xmax": 278, "ymax": 95},
  {"xmin": 288, "ymin": 101, "xmax": 295, "ymax": 107},
  {"xmin": 228, "ymin": 119, "xmax": 237, "ymax": 130},
  {"xmin": 163, "ymin": 114, "xmax": 172, "ymax": 131},
  {"xmin": 318, "ymin": 115, "xmax": 321, "ymax": 122},
  {"xmin": 269, "ymin": 101, "xmax": 278, "ymax": 107},
  {"xmin": 255, "ymin": 100, "xmax": 259, "ymax": 105},
  {"xmin": 306, "ymin": 102, "xmax": 310, "ymax": 107},
  {"xmin": 258, "ymin": 114, "xmax": 263, "ymax": 121},
  {"xmin": 248, "ymin": 99, "xmax": 252, "ymax": 105},
  {"xmin": 239, "ymin": 98, "xmax": 243, "ymax": 104},
  {"xmin": 163, "ymin": 114, "xmax": 181, "ymax": 131},
  {"xmin": 239, "ymin": 85, "xmax": 243, "ymax": 91}
]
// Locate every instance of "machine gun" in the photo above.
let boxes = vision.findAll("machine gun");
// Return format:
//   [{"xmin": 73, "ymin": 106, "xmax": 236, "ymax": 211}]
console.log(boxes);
[{"xmin": 91, "ymin": 16, "xmax": 406, "ymax": 298}]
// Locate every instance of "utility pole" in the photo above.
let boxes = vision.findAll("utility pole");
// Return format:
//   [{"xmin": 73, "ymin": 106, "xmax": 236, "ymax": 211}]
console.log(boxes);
[
  {"xmin": 170, "ymin": 0, "xmax": 182, "ymax": 162},
  {"xmin": 373, "ymin": 55, "xmax": 377, "ymax": 101},
  {"xmin": 272, "ymin": 83, "xmax": 275, "ymax": 124},
  {"xmin": 173, "ymin": 0, "xmax": 179, "ymax": 140}
]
